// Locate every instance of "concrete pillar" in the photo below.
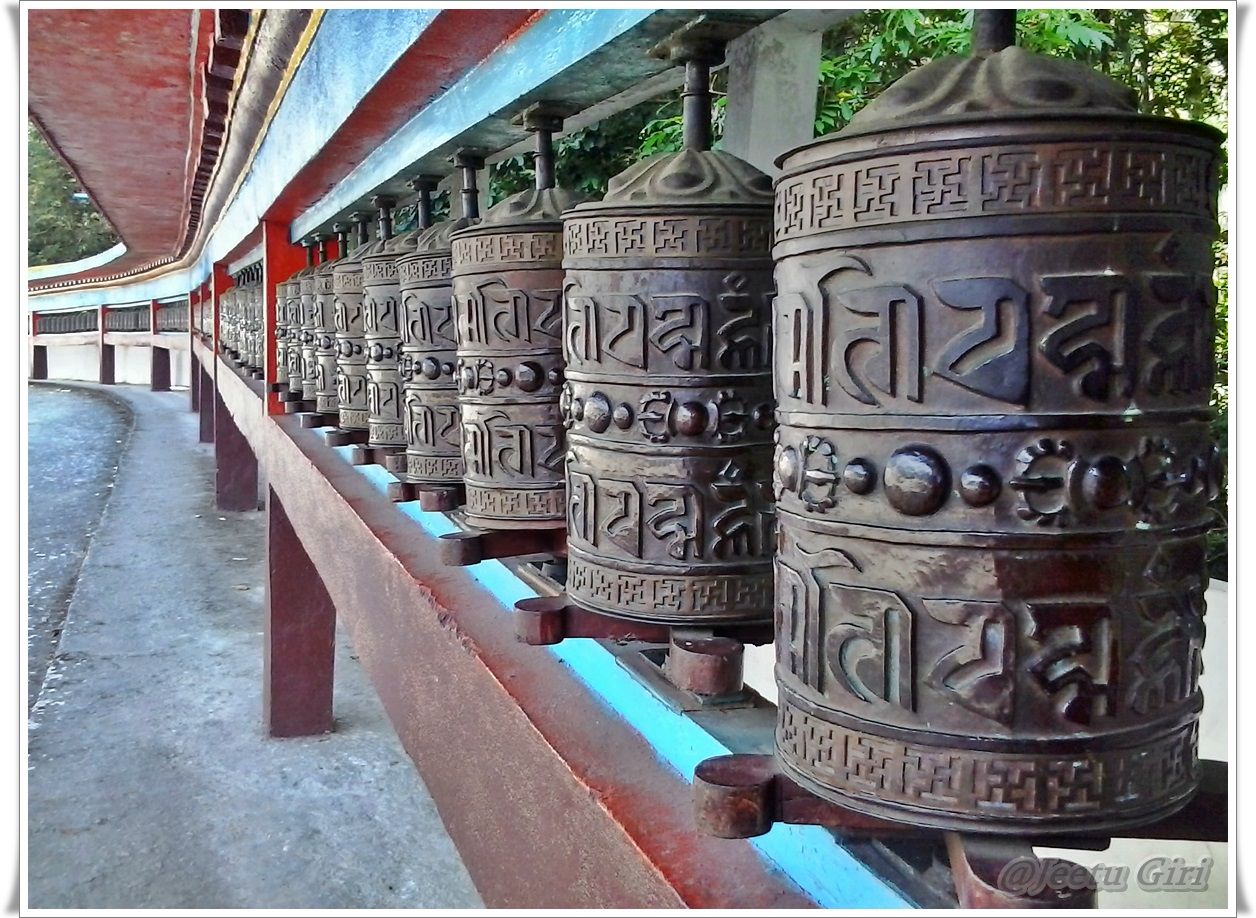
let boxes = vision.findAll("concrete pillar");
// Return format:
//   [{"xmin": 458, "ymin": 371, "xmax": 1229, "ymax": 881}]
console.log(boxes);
[
  {"xmin": 213, "ymin": 386, "xmax": 255, "ymax": 509},
  {"xmin": 264, "ymin": 485, "xmax": 336, "ymax": 737},
  {"xmin": 722, "ymin": 17, "xmax": 826, "ymax": 178}
]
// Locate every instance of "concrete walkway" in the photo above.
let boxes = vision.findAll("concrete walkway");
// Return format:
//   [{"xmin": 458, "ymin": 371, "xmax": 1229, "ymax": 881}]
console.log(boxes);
[{"xmin": 26, "ymin": 382, "xmax": 482, "ymax": 909}]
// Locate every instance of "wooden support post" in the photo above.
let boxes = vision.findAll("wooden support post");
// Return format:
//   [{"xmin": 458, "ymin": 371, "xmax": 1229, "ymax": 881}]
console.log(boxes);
[
  {"xmin": 98, "ymin": 305, "xmax": 115, "ymax": 384},
  {"xmin": 264, "ymin": 485, "xmax": 336, "ymax": 737},
  {"xmin": 198, "ymin": 362, "xmax": 215, "ymax": 443},
  {"xmin": 151, "ymin": 300, "xmax": 171, "ymax": 392},
  {"xmin": 213, "ymin": 383, "xmax": 257, "ymax": 510},
  {"xmin": 189, "ymin": 351, "xmax": 201, "ymax": 412}
]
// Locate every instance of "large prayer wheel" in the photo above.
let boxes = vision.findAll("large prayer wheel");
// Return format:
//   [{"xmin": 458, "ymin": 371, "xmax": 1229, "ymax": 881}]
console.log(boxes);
[
  {"xmin": 298, "ymin": 239, "xmax": 323, "ymax": 401},
  {"xmin": 334, "ymin": 213, "xmax": 382, "ymax": 435},
  {"xmin": 770, "ymin": 34, "xmax": 1222, "ymax": 834},
  {"xmin": 312, "ymin": 229, "xmax": 347, "ymax": 415},
  {"xmin": 363, "ymin": 202, "xmax": 414, "ymax": 460},
  {"xmin": 561, "ymin": 41, "xmax": 777, "ymax": 624},
  {"xmin": 451, "ymin": 143, "xmax": 580, "ymax": 530},
  {"xmin": 397, "ymin": 180, "xmax": 466, "ymax": 488},
  {"xmin": 284, "ymin": 241, "xmax": 316, "ymax": 398}
]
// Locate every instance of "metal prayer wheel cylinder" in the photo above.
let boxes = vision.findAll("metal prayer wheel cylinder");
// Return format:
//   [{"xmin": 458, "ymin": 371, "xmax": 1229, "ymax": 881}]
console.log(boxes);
[
  {"xmin": 450, "ymin": 159, "xmax": 580, "ymax": 529},
  {"xmin": 299, "ymin": 261, "xmax": 319, "ymax": 400},
  {"xmin": 333, "ymin": 232, "xmax": 373, "ymax": 433},
  {"xmin": 770, "ymin": 45, "xmax": 1222, "ymax": 834},
  {"xmin": 274, "ymin": 278, "xmax": 292, "ymax": 385},
  {"xmin": 282, "ymin": 276, "xmax": 304, "ymax": 394},
  {"xmin": 312, "ymin": 235, "xmax": 345, "ymax": 414},
  {"xmin": 363, "ymin": 230, "xmax": 416, "ymax": 452},
  {"xmin": 398, "ymin": 218, "xmax": 466, "ymax": 487}
]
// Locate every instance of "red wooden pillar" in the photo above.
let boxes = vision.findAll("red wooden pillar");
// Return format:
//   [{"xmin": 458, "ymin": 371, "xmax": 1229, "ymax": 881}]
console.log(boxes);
[
  {"xmin": 264, "ymin": 485, "xmax": 336, "ymax": 736},
  {"xmin": 98, "ymin": 304, "xmax": 114, "ymax": 384},
  {"xmin": 198, "ymin": 361, "xmax": 215, "ymax": 443},
  {"xmin": 213, "ymin": 384, "xmax": 257, "ymax": 510},
  {"xmin": 262, "ymin": 219, "xmax": 306, "ymax": 415}
]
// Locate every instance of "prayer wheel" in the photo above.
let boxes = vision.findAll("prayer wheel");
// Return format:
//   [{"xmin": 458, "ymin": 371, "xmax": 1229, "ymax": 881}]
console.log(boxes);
[
  {"xmin": 770, "ymin": 18, "xmax": 1222, "ymax": 834},
  {"xmin": 397, "ymin": 178, "xmax": 466, "ymax": 488},
  {"xmin": 334, "ymin": 210, "xmax": 384, "ymax": 435},
  {"xmin": 284, "ymin": 241, "xmax": 315, "ymax": 398},
  {"xmin": 451, "ymin": 139, "xmax": 581, "ymax": 530},
  {"xmin": 312, "ymin": 224, "xmax": 351, "ymax": 415},
  {"xmin": 362, "ymin": 197, "xmax": 413, "ymax": 463},
  {"xmin": 299, "ymin": 236, "xmax": 325, "ymax": 401},
  {"xmin": 560, "ymin": 35, "xmax": 777, "ymax": 624}
]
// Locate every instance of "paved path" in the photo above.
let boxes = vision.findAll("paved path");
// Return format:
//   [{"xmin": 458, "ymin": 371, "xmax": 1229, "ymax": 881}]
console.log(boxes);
[{"xmin": 26, "ymin": 382, "xmax": 482, "ymax": 909}]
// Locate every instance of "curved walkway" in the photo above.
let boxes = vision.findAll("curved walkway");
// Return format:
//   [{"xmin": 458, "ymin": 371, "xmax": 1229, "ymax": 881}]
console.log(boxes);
[{"xmin": 26, "ymin": 383, "xmax": 481, "ymax": 909}]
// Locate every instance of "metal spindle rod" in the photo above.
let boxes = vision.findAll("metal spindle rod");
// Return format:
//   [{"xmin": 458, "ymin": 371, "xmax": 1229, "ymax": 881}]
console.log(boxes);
[
  {"xmin": 972, "ymin": 9, "xmax": 1017, "ymax": 55},
  {"xmin": 682, "ymin": 59, "xmax": 712, "ymax": 152}
]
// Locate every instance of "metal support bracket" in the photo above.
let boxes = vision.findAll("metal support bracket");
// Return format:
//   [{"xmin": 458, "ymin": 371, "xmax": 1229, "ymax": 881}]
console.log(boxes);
[
  {"xmin": 692, "ymin": 753, "xmax": 1227, "ymax": 908},
  {"xmin": 439, "ymin": 527, "xmax": 566, "ymax": 566}
]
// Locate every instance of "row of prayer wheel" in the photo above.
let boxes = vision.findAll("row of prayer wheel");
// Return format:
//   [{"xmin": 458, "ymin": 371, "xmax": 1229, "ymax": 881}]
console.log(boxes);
[
  {"xmin": 265, "ymin": 20, "xmax": 1221, "ymax": 836},
  {"xmin": 219, "ymin": 262, "xmax": 263, "ymax": 372}
]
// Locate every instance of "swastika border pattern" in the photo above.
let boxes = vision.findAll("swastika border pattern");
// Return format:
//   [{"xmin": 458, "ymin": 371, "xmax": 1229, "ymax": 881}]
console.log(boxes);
[
  {"xmin": 564, "ymin": 215, "xmax": 772, "ymax": 260},
  {"xmin": 465, "ymin": 484, "xmax": 566, "ymax": 519},
  {"xmin": 567, "ymin": 555, "xmax": 773, "ymax": 618},
  {"xmin": 777, "ymin": 698, "xmax": 1197, "ymax": 820},
  {"xmin": 775, "ymin": 142, "xmax": 1216, "ymax": 242}
]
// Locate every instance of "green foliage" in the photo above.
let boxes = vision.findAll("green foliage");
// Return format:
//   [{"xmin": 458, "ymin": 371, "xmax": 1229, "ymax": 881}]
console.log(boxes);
[
  {"xmin": 488, "ymin": 99, "xmax": 670, "ymax": 205},
  {"xmin": 27, "ymin": 121, "xmax": 119, "ymax": 265}
]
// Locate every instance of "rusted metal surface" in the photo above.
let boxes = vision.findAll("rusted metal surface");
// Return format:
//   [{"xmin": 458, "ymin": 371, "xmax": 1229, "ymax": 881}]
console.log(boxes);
[
  {"xmin": 946, "ymin": 834, "xmax": 1097, "ymax": 909},
  {"xmin": 561, "ymin": 30, "xmax": 776, "ymax": 626},
  {"xmin": 770, "ymin": 42, "xmax": 1223, "ymax": 833},
  {"xmin": 438, "ymin": 527, "xmax": 567, "ymax": 567},
  {"xmin": 663, "ymin": 632, "xmax": 744, "ymax": 698},
  {"xmin": 398, "ymin": 177, "xmax": 466, "ymax": 491},
  {"xmin": 333, "ymin": 214, "xmax": 376, "ymax": 435},
  {"xmin": 451, "ymin": 141, "xmax": 577, "ymax": 530}
]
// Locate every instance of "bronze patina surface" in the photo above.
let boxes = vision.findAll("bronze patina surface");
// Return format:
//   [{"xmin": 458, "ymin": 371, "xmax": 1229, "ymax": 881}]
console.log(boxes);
[
  {"xmin": 398, "ymin": 181, "xmax": 467, "ymax": 488},
  {"xmin": 560, "ymin": 36, "xmax": 777, "ymax": 626},
  {"xmin": 770, "ymin": 44, "xmax": 1222, "ymax": 834},
  {"xmin": 451, "ymin": 141, "xmax": 581, "ymax": 531},
  {"xmin": 333, "ymin": 216, "xmax": 380, "ymax": 434}
]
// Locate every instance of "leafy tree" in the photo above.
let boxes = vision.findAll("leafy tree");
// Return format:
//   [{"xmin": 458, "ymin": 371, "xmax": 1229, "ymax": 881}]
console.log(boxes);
[{"xmin": 27, "ymin": 121, "xmax": 119, "ymax": 266}]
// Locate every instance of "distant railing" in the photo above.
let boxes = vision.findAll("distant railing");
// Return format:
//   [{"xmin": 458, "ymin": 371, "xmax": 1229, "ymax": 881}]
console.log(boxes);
[
  {"xmin": 104, "ymin": 305, "xmax": 151, "ymax": 332},
  {"xmin": 156, "ymin": 301, "xmax": 189, "ymax": 333},
  {"xmin": 37, "ymin": 309, "xmax": 98, "ymax": 334}
]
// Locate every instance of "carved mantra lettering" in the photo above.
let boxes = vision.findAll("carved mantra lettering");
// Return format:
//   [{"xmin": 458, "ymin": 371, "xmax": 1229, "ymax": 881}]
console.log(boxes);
[
  {"xmin": 778, "ymin": 701, "xmax": 1197, "ymax": 817},
  {"xmin": 463, "ymin": 412, "xmax": 564, "ymax": 480},
  {"xmin": 568, "ymin": 462, "xmax": 773, "ymax": 563},
  {"xmin": 455, "ymin": 281, "xmax": 561, "ymax": 349},
  {"xmin": 777, "ymin": 567, "xmax": 1203, "ymax": 729},
  {"xmin": 565, "ymin": 273, "xmax": 771, "ymax": 375},
  {"xmin": 778, "ymin": 266, "xmax": 1213, "ymax": 409},
  {"xmin": 402, "ymin": 291, "xmax": 456, "ymax": 350},
  {"xmin": 775, "ymin": 143, "xmax": 1216, "ymax": 240}
]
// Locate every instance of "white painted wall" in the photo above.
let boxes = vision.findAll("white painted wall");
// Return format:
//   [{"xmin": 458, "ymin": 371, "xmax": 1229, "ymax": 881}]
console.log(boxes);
[
  {"xmin": 114, "ymin": 345, "xmax": 151, "ymax": 385},
  {"xmin": 169, "ymin": 347, "xmax": 191, "ymax": 388},
  {"xmin": 44, "ymin": 344, "xmax": 98, "ymax": 382}
]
